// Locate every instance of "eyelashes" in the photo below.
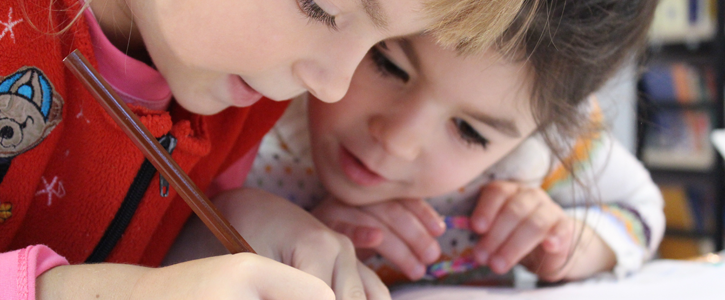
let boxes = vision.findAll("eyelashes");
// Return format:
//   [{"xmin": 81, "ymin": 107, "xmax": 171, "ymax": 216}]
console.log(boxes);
[
  {"xmin": 453, "ymin": 118, "xmax": 489, "ymax": 149},
  {"xmin": 370, "ymin": 45, "xmax": 410, "ymax": 82},
  {"xmin": 369, "ymin": 43, "xmax": 488, "ymax": 150},
  {"xmin": 298, "ymin": 0, "xmax": 337, "ymax": 30}
]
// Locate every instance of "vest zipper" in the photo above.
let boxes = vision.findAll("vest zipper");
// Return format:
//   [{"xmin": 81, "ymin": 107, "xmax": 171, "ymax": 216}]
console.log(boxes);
[
  {"xmin": 159, "ymin": 136, "xmax": 177, "ymax": 197},
  {"xmin": 86, "ymin": 134, "xmax": 177, "ymax": 263}
]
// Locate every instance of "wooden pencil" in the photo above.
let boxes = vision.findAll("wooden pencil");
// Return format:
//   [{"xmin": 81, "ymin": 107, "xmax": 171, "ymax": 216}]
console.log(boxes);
[{"xmin": 64, "ymin": 49, "xmax": 256, "ymax": 254}]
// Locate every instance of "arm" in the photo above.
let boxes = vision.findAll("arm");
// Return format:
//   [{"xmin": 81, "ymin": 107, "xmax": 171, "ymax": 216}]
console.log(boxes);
[
  {"xmin": 1, "ymin": 245, "xmax": 332, "ymax": 300},
  {"xmin": 545, "ymin": 133, "xmax": 665, "ymax": 278},
  {"xmin": 1, "ymin": 245, "xmax": 68, "ymax": 300},
  {"xmin": 37, "ymin": 253, "xmax": 335, "ymax": 300},
  {"xmin": 165, "ymin": 188, "xmax": 391, "ymax": 300}
]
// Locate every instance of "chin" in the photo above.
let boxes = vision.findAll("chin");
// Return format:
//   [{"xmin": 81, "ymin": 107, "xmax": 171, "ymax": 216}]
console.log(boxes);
[
  {"xmin": 176, "ymin": 97, "xmax": 227, "ymax": 115},
  {"xmin": 330, "ymin": 186, "xmax": 389, "ymax": 206}
]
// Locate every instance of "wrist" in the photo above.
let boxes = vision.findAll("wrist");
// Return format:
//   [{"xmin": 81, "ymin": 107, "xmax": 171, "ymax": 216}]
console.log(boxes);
[
  {"xmin": 37, "ymin": 264, "xmax": 150, "ymax": 300},
  {"xmin": 563, "ymin": 223, "xmax": 616, "ymax": 280}
]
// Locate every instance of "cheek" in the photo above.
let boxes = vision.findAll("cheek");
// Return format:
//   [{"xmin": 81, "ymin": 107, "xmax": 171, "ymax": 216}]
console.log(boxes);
[
  {"xmin": 153, "ymin": 0, "xmax": 300, "ymax": 73},
  {"xmin": 417, "ymin": 152, "xmax": 495, "ymax": 197}
]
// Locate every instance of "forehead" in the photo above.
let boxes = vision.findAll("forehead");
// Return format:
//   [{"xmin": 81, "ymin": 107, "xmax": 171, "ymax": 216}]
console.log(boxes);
[
  {"xmin": 411, "ymin": 35, "xmax": 535, "ymax": 123},
  {"xmin": 340, "ymin": 0, "xmax": 432, "ymax": 36}
]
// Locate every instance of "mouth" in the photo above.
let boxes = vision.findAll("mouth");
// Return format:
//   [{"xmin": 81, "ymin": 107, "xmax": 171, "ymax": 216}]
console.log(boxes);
[
  {"xmin": 228, "ymin": 75, "xmax": 263, "ymax": 107},
  {"xmin": 339, "ymin": 146, "xmax": 387, "ymax": 187}
]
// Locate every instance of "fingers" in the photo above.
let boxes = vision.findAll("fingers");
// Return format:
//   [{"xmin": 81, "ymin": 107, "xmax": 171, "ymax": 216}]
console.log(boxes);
[
  {"xmin": 520, "ymin": 218, "xmax": 577, "ymax": 282},
  {"xmin": 290, "ymin": 230, "xmax": 389, "ymax": 300},
  {"xmin": 399, "ymin": 198, "xmax": 446, "ymax": 236},
  {"xmin": 291, "ymin": 230, "xmax": 344, "ymax": 287},
  {"xmin": 357, "ymin": 261, "xmax": 392, "ymax": 300},
  {"xmin": 487, "ymin": 199, "xmax": 563, "ymax": 274},
  {"xmin": 370, "ymin": 228, "xmax": 429, "ymax": 280},
  {"xmin": 363, "ymin": 201, "xmax": 441, "ymax": 265},
  {"xmin": 331, "ymin": 239, "xmax": 370, "ymax": 300},
  {"xmin": 470, "ymin": 181, "xmax": 520, "ymax": 233},
  {"xmin": 542, "ymin": 216, "xmax": 575, "ymax": 253},
  {"xmin": 331, "ymin": 222, "xmax": 385, "ymax": 248},
  {"xmin": 312, "ymin": 197, "xmax": 386, "ymax": 248},
  {"xmin": 474, "ymin": 188, "xmax": 541, "ymax": 268},
  {"xmin": 313, "ymin": 196, "xmax": 439, "ymax": 281},
  {"xmin": 473, "ymin": 182, "xmax": 577, "ymax": 276},
  {"xmin": 242, "ymin": 254, "xmax": 336, "ymax": 300}
]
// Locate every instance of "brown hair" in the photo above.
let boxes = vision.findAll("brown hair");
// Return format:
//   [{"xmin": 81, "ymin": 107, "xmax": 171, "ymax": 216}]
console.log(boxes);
[
  {"xmin": 502, "ymin": 0, "xmax": 657, "ymax": 180},
  {"xmin": 497, "ymin": 0, "xmax": 657, "ymax": 276}
]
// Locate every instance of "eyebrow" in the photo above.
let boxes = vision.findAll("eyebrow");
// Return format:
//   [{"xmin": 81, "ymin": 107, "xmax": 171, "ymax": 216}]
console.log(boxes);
[
  {"xmin": 360, "ymin": 0, "xmax": 388, "ymax": 29},
  {"xmin": 397, "ymin": 38, "xmax": 421, "ymax": 71},
  {"xmin": 468, "ymin": 112, "xmax": 521, "ymax": 138}
]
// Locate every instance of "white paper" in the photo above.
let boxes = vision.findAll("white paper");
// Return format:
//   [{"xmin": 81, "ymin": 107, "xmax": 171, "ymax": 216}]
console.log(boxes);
[
  {"xmin": 710, "ymin": 129, "xmax": 725, "ymax": 159},
  {"xmin": 392, "ymin": 259, "xmax": 725, "ymax": 300}
]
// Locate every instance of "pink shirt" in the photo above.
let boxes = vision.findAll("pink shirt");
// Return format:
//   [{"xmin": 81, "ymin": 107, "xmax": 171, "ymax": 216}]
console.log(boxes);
[
  {"xmin": 1, "ymin": 6, "xmax": 257, "ymax": 300},
  {"xmin": 0, "ymin": 245, "xmax": 68, "ymax": 300}
]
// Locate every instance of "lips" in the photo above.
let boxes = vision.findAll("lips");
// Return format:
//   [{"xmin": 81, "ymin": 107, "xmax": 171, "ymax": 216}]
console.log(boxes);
[
  {"xmin": 339, "ymin": 146, "xmax": 387, "ymax": 187},
  {"xmin": 228, "ymin": 75, "xmax": 263, "ymax": 107}
]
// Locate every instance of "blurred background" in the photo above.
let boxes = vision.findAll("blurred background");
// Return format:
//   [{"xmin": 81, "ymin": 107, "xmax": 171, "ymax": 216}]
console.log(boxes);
[{"xmin": 596, "ymin": 0, "xmax": 724, "ymax": 259}]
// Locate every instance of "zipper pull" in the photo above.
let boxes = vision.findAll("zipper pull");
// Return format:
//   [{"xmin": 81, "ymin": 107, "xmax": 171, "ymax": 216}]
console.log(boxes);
[{"xmin": 158, "ymin": 134, "xmax": 178, "ymax": 197}]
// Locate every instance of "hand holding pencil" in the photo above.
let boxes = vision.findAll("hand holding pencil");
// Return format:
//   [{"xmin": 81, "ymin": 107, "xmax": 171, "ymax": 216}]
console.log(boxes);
[{"xmin": 64, "ymin": 49, "xmax": 391, "ymax": 300}]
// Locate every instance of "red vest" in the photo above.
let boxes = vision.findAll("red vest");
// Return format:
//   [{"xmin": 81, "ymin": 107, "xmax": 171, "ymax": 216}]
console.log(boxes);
[{"xmin": 0, "ymin": 0, "xmax": 288, "ymax": 266}]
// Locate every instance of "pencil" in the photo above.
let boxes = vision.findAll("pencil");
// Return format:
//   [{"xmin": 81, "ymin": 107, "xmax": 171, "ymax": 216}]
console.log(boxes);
[{"xmin": 63, "ymin": 49, "xmax": 255, "ymax": 254}]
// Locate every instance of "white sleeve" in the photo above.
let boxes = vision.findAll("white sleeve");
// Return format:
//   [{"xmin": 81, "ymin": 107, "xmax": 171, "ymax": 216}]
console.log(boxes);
[{"xmin": 547, "ymin": 133, "xmax": 665, "ymax": 278}]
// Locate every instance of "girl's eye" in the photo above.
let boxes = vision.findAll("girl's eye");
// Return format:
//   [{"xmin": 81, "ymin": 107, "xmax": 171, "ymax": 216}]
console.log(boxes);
[
  {"xmin": 298, "ymin": 0, "xmax": 337, "ymax": 30},
  {"xmin": 453, "ymin": 118, "xmax": 489, "ymax": 149},
  {"xmin": 370, "ymin": 45, "xmax": 410, "ymax": 82}
]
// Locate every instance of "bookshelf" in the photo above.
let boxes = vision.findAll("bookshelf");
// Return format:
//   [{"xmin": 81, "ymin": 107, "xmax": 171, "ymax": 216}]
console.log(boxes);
[{"xmin": 636, "ymin": 0, "xmax": 725, "ymax": 255}]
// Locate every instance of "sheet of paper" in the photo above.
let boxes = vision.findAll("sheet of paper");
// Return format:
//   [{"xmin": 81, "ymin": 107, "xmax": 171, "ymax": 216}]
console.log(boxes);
[
  {"xmin": 711, "ymin": 129, "xmax": 725, "ymax": 158},
  {"xmin": 391, "ymin": 259, "xmax": 725, "ymax": 300}
]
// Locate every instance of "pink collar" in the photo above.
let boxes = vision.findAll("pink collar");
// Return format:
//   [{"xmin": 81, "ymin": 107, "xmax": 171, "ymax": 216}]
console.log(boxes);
[{"xmin": 84, "ymin": 7, "xmax": 172, "ymax": 111}]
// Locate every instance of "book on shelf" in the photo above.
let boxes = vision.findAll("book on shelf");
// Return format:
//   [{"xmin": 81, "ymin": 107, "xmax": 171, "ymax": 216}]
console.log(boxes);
[
  {"xmin": 640, "ymin": 61, "xmax": 715, "ymax": 104},
  {"xmin": 658, "ymin": 184, "xmax": 716, "ymax": 258},
  {"xmin": 640, "ymin": 61, "xmax": 716, "ymax": 170},
  {"xmin": 649, "ymin": 0, "xmax": 716, "ymax": 45},
  {"xmin": 642, "ymin": 110, "xmax": 714, "ymax": 170}
]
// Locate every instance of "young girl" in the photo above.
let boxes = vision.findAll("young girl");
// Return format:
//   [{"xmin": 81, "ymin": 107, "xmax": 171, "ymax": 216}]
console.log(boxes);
[
  {"xmin": 167, "ymin": 0, "xmax": 663, "ymax": 289},
  {"xmin": 0, "ymin": 0, "xmax": 528, "ymax": 299}
]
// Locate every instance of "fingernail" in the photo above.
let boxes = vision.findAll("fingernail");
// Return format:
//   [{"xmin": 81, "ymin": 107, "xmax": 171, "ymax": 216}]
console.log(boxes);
[
  {"xmin": 411, "ymin": 264, "xmax": 426, "ymax": 279},
  {"xmin": 423, "ymin": 244, "xmax": 440, "ymax": 263},
  {"xmin": 546, "ymin": 236, "xmax": 560, "ymax": 250},
  {"xmin": 431, "ymin": 218, "xmax": 446, "ymax": 235},
  {"xmin": 490, "ymin": 256, "xmax": 507, "ymax": 273},
  {"xmin": 474, "ymin": 218, "xmax": 487, "ymax": 232},
  {"xmin": 476, "ymin": 250, "xmax": 489, "ymax": 264}
]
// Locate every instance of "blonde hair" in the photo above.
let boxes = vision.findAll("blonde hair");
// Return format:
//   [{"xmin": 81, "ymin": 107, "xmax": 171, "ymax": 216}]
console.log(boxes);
[
  {"xmin": 18, "ymin": 0, "xmax": 91, "ymax": 35},
  {"xmin": 424, "ymin": 0, "xmax": 537, "ymax": 54},
  {"xmin": 24, "ymin": 0, "xmax": 530, "ymax": 53}
]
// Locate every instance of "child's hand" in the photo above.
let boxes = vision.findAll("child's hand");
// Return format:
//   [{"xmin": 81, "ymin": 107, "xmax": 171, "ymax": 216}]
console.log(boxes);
[
  {"xmin": 470, "ymin": 181, "xmax": 617, "ymax": 281},
  {"xmin": 470, "ymin": 181, "xmax": 577, "ymax": 278},
  {"xmin": 312, "ymin": 196, "xmax": 446, "ymax": 280},
  {"xmin": 178, "ymin": 188, "xmax": 391, "ymax": 300},
  {"xmin": 38, "ymin": 253, "xmax": 336, "ymax": 300}
]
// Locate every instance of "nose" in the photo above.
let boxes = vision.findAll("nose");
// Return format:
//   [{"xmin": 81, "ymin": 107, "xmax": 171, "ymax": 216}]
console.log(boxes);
[
  {"xmin": 0, "ymin": 126, "xmax": 14, "ymax": 140},
  {"xmin": 368, "ymin": 101, "xmax": 431, "ymax": 161},
  {"xmin": 293, "ymin": 40, "xmax": 371, "ymax": 103}
]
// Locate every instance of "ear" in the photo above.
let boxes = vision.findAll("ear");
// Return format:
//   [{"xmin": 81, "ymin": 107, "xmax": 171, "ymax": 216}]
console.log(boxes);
[{"xmin": 3, "ymin": 68, "xmax": 54, "ymax": 121}]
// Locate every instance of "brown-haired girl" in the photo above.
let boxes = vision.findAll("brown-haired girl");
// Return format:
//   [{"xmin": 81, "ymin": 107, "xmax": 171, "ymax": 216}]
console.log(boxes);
[{"xmin": 167, "ymin": 0, "xmax": 664, "ymax": 291}]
